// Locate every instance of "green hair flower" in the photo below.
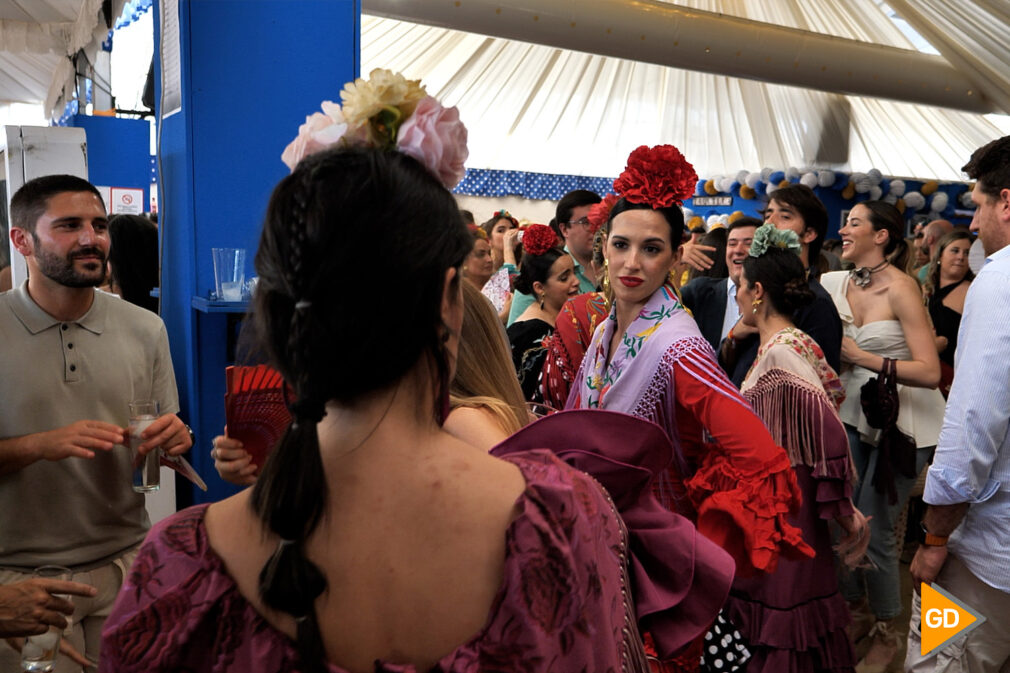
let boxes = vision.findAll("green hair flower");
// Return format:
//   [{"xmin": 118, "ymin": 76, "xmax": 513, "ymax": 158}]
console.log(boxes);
[{"xmin": 748, "ymin": 223, "xmax": 802, "ymax": 258}]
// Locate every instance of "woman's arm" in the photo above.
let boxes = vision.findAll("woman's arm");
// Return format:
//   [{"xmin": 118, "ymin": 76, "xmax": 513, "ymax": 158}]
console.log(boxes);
[{"xmin": 843, "ymin": 275, "xmax": 941, "ymax": 387}]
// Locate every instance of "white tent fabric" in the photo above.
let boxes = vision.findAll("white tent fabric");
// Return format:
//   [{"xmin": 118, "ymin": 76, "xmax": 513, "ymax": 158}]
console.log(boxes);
[
  {"xmin": 361, "ymin": 1, "xmax": 1010, "ymax": 181},
  {"xmin": 0, "ymin": 0, "xmax": 125, "ymax": 116}
]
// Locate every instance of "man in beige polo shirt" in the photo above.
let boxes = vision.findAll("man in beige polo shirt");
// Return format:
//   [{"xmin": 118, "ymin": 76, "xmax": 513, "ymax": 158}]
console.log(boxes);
[{"xmin": 0, "ymin": 174, "xmax": 192, "ymax": 671}]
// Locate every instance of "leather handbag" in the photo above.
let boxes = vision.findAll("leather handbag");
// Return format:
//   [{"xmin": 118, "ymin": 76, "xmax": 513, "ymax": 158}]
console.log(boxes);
[{"xmin": 859, "ymin": 358, "xmax": 917, "ymax": 504}]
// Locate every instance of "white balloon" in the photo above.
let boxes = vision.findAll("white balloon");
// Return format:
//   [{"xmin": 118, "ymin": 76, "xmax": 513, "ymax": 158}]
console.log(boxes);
[
  {"xmin": 869, "ymin": 186, "xmax": 883, "ymax": 200},
  {"xmin": 931, "ymin": 192, "xmax": 949, "ymax": 212},
  {"xmin": 867, "ymin": 168, "xmax": 883, "ymax": 184},
  {"xmin": 786, "ymin": 166, "xmax": 800, "ymax": 180},
  {"xmin": 904, "ymin": 191, "xmax": 926, "ymax": 210},
  {"xmin": 818, "ymin": 170, "xmax": 836, "ymax": 188},
  {"xmin": 889, "ymin": 179, "xmax": 906, "ymax": 197},
  {"xmin": 800, "ymin": 172, "xmax": 818, "ymax": 189}
]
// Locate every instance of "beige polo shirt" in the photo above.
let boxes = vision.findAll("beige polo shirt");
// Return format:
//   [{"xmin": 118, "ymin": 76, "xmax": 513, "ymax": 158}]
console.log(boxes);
[{"xmin": 0, "ymin": 282, "xmax": 179, "ymax": 569}]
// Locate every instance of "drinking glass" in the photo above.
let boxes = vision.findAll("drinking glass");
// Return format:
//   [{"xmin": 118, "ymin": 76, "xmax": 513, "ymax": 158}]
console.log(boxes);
[
  {"xmin": 129, "ymin": 400, "xmax": 161, "ymax": 492},
  {"xmin": 20, "ymin": 566, "xmax": 72, "ymax": 672},
  {"xmin": 212, "ymin": 248, "xmax": 246, "ymax": 301}
]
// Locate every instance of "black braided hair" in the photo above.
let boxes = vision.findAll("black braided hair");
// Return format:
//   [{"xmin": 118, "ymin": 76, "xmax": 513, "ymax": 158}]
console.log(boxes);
[{"xmin": 249, "ymin": 147, "xmax": 470, "ymax": 672}]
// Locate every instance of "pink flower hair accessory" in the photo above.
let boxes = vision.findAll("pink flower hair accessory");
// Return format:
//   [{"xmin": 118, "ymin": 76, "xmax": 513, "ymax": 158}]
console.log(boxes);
[{"xmin": 281, "ymin": 69, "xmax": 469, "ymax": 189}]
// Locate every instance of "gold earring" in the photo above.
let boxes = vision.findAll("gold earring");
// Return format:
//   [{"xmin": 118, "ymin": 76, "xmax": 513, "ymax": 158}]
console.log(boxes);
[
  {"xmin": 539, "ymin": 293, "xmax": 545, "ymax": 310},
  {"xmin": 600, "ymin": 260, "xmax": 611, "ymax": 296},
  {"xmin": 751, "ymin": 298, "xmax": 763, "ymax": 314}
]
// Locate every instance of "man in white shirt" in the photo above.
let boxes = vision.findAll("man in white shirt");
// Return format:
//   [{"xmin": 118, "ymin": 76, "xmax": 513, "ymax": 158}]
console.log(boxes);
[{"xmin": 907, "ymin": 135, "xmax": 1010, "ymax": 672}]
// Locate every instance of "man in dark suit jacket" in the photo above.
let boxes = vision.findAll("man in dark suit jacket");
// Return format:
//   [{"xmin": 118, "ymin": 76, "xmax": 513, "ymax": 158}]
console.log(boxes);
[
  {"xmin": 721, "ymin": 185, "xmax": 843, "ymax": 386},
  {"xmin": 681, "ymin": 218, "xmax": 760, "ymax": 351}
]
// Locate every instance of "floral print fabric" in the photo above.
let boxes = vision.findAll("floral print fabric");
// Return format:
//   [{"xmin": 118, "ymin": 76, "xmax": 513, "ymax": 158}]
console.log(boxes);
[{"xmin": 100, "ymin": 450, "xmax": 635, "ymax": 673}]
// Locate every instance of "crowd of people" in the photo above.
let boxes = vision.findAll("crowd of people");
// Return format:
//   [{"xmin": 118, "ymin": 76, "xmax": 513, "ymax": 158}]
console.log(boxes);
[{"xmin": 3, "ymin": 67, "xmax": 1010, "ymax": 673}]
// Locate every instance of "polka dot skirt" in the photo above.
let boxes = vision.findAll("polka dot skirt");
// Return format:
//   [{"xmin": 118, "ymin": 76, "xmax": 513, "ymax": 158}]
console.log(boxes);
[{"xmin": 701, "ymin": 612, "xmax": 751, "ymax": 673}]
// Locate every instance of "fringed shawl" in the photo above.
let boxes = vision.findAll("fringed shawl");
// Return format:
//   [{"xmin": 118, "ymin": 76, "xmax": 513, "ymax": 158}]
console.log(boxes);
[{"xmin": 741, "ymin": 328, "xmax": 854, "ymax": 480}]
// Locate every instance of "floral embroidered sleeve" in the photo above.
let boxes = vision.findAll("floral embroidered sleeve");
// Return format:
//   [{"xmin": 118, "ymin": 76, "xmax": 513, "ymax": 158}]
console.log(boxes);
[{"xmin": 671, "ymin": 343, "xmax": 815, "ymax": 576}]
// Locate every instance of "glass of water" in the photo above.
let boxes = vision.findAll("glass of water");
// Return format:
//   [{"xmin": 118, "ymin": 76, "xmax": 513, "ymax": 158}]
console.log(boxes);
[
  {"xmin": 129, "ymin": 400, "xmax": 161, "ymax": 492},
  {"xmin": 21, "ymin": 565, "xmax": 72, "ymax": 672}
]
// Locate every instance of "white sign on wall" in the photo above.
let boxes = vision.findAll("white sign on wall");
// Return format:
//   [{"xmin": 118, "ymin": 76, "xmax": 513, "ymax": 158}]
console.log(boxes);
[
  {"xmin": 96, "ymin": 185, "xmax": 112, "ymax": 210},
  {"xmin": 109, "ymin": 187, "xmax": 144, "ymax": 214}
]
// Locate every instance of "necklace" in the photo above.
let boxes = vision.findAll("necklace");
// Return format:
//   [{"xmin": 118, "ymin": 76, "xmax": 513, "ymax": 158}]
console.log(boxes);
[{"xmin": 849, "ymin": 260, "xmax": 889, "ymax": 288}]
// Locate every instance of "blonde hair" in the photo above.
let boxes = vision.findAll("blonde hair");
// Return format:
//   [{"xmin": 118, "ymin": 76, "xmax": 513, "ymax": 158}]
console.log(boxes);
[{"xmin": 451, "ymin": 282, "xmax": 529, "ymax": 435}]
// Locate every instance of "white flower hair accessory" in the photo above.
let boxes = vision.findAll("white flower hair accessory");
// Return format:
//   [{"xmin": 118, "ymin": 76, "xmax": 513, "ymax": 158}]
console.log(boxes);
[
  {"xmin": 280, "ymin": 69, "xmax": 469, "ymax": 189},
  {"xmin": 748, "ymin": 223, "xmax": 802, "ymax": 258}
]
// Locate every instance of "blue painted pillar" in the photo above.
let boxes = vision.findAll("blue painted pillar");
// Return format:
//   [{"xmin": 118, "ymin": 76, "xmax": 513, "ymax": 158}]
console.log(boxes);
[{"xmin": 155, "ymin": 0, "xmax": 360, "ymax": 505}]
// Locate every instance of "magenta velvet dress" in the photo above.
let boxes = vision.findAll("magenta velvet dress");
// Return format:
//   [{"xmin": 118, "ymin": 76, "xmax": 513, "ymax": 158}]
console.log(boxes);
[{"xmin": 99, "ymin": 450, "xmax": 645, "ymax": 673}]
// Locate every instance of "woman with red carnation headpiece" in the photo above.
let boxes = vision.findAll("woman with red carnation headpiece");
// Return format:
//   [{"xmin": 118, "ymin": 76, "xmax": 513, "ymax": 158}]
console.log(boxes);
[
  {"xmin": 507, "ymin": 224, "xmax": 582, "ymax": 402},
  {"xmin": 566, "ymin": 145, "xmax": 818, "ymax": 671}
]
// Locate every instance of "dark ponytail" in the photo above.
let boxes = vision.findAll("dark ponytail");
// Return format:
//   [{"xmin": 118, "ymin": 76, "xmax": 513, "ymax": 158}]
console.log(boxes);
[{"xmin": 249, "ymin": 147, "xmax": 470, "ymax": 672}]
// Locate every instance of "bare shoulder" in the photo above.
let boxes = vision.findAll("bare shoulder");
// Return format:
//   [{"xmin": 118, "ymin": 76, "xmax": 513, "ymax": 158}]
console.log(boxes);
[
  {"xmin": 887, "ymin": 271, "xmax": 926, "ymax": 310},
  {"xmin": 444, "ymin": 405, "xmax": 510, "ymax": 452}
]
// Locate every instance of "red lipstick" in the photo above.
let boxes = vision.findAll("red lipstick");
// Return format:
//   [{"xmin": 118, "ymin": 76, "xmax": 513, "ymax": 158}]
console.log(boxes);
[{"xmin": 619, "ymin": 276, "xmax": 643, "ymax": 287}]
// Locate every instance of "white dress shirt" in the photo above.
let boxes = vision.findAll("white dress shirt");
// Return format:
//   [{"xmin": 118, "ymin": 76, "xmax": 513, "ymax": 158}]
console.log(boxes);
[
  {"xmin": 924, "ymin": 242, "xmax": 1010, "ymax": 592},
  {"xmin": 720, "ymin": 277, "xmax": 741, "ymax": 341}
]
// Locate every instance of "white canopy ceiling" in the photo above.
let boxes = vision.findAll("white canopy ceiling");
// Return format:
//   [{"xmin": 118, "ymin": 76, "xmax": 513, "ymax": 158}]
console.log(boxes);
[
  {"xmin": 361, "ymin": 0, "xmax": 1010, "ymax": 180},
  {"xmin": 0, "ymin": 0, "xmax": 125, "ymax": 117},
  {"xmin": 2, "ymin": 1, "xmax": 1008, "ymax": 182}
]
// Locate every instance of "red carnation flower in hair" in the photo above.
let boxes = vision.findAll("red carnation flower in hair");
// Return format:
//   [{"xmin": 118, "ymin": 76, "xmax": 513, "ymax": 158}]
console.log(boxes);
[
  {"xmin": 587, "ymin": 193, "xmax": 619, "ymax": 233},
  {"xmin": 522, "ymin": 224, "xmax": 558, "ymax": 256},
  {"xmin": 613, "ymin": 144, "xmax": 698, "ymax": 208}
]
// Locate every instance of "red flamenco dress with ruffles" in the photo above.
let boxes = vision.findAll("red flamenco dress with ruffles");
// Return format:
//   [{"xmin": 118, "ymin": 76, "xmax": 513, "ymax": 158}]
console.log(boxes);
[{"xmin": 567, "ymin": 284, "xmax": 815, "ymax": 671}]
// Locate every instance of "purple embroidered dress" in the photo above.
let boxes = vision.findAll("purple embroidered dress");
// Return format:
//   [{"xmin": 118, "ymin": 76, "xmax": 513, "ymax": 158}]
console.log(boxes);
[{"xmin": 99, "ymin": 450, "xmax": 646, "ymax": 673}]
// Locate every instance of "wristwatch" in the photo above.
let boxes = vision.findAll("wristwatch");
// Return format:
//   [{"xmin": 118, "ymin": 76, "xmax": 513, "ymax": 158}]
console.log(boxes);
[{"xmin": 920, "ymin": 521, "xmax": 949, "ymax": 547}]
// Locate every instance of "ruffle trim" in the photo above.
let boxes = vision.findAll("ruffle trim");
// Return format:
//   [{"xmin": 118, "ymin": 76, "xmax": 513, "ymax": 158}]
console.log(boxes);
[
  {"xmin": 687, "ymin": 449, "xmax": 814, "ymax": 576},
  {"xmin": 724, "ymin": 591, "xmax": 855, "ymax": 673},
  {"xmin": 814, "ymin": 455, "xmax": 855, "ymax": 520}
]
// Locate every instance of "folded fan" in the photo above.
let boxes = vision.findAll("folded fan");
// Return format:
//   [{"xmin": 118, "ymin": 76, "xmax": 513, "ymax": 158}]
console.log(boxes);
[{"xmin": 224, "ymin": 364, "xmax": 292, "ymax": 472}]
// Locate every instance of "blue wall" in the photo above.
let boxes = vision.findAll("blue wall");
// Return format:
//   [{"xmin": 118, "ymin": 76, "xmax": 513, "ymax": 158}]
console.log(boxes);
[
  {"xmin": 68, "ymin": 114, "xmax": 151, "ymax": 209},
  {"xmin": 156, "ymin": 0, "xmax": 360, "ymax": 505}
]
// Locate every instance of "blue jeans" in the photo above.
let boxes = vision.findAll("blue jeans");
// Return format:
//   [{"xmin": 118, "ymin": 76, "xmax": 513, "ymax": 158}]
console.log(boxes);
[{"xmin": 838, "ymin": 424, "xmax": 934, "ymax": 620}]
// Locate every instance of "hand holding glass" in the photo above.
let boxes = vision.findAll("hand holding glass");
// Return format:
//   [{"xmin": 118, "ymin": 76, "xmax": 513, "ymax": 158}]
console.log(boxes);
[
  {"xmin": 129, "ymin": 400, "xmax": 161, "ymax": 492},
  {"xmin": 20, "ymin": 566, "xmax": 72, "ymax": 673}
]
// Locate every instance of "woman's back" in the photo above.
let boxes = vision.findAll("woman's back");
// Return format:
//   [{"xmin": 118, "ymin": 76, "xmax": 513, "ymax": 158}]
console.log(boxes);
[
  {"xmin": 207, "ymin": 428, "xmax": 526, "ymax": 672},
  {"xmin": 103, "ymin": 444, "xmax": 635, "ymax": 673}
]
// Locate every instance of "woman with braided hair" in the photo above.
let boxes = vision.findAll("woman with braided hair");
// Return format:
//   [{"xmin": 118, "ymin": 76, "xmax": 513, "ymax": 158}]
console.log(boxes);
[{"xmin": 100, "ymin": 71, "xmax": 652, "ymax": 672}]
